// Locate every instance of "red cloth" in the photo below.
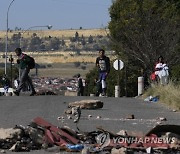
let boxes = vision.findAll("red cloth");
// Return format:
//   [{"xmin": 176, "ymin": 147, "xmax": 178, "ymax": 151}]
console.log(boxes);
[{"xmin": 150, "ymin": 72, "xmax": 156, "ymax": 81}]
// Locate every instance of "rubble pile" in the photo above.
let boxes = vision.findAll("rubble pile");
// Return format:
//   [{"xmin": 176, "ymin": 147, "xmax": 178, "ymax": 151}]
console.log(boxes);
[
  {"xmin": 0, "ymin": 117, "xmax": 179, "ymax": 153},
  {"xmin": 36, "ymin": 90, "xmax": 57, "ymax": 95},
  {"xmin": 0, "ymin": 125, "xmax": 43, "ymax": 152}
]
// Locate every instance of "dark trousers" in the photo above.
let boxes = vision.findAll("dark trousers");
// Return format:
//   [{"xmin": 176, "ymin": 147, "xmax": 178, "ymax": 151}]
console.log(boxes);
[
  {"xmin": 17, "ymin": 68, "xmax": 35, "ymax": 93},
  {"xmin": 77, "ymin": 87, "xmax": 84, "ymax": 96}
]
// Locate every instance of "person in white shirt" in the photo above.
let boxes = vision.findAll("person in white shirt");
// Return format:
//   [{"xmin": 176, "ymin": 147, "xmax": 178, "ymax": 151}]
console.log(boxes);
[{"xmin": 155, "ymin": 56, "xmax": 169, "ymax": 85}]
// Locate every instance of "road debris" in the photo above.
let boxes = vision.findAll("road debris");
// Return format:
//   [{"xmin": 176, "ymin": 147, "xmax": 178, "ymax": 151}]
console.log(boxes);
[
  {"xmin": 125, "ymin": 114, "xmax": 135, "ymax": 119},
  {"xmin": 0, "ymin": 117, "xmax": 179, "ymax": 153},
  {"xmin": 68, "ymin": 99, "xmax": 103, "ymax": 109},
  {"xmin": 157, "ymin": 117, "xmax": 167, "ymax": 121},
  {"xmin": 144, "ymin": 96, "xmax": 159, "ymax": 102}
]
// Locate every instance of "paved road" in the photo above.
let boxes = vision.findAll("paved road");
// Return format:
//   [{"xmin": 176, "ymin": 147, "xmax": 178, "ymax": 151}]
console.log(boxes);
[{"xmin": 0, "ymin": 95, "xmax": 179, "ymax": 153}]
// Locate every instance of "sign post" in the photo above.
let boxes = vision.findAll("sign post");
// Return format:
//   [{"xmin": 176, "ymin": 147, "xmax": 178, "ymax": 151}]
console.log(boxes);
[{"xmin": 113, "ymin": 60, "xmax": 124, "ymax": 97}]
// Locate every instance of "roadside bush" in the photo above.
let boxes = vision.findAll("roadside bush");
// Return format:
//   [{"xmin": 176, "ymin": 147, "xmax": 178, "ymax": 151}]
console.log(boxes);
[
  {"xmin": 39, "ymin": 65, "xmax": 46, "ymax": 68},
  {"xmin": 170, "ymin": 64, "xmax": 180, "ymax": 84},
  {"xmin": 47, "ymin": 64, "xmax": 52, "ymax": 68},
  {"xmin": 74, "ymin": 62, "xmax": 80, "ymax": 68},
  {"xmin": 81, "ymin": 66, "xmax": 86, "ymax": 70}
]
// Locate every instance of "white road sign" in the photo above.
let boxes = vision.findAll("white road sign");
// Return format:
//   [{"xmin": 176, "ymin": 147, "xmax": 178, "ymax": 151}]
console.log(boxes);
[{"xmin": 113, "ymin": 60, "xmax": 124, "ymax": 70}]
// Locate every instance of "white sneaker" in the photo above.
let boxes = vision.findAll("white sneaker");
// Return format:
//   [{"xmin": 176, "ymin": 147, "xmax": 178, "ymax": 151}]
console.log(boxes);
[{"xmin": 99, "ymin": 93, "xmax": 107, "ymax": 97}]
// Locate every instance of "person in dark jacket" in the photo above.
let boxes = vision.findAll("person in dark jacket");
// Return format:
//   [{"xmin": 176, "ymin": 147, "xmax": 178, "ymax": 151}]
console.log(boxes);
[
  {"xmin": 77, "ymin": 74, "xmax": 84, "ymax": 96},
  {"xmin": 96, "ymin": 49, "xmax": 110, "ymax": 96},
  {"xmin": 14, "ymin": 48, "xmax": 36, "ymax": 96}
]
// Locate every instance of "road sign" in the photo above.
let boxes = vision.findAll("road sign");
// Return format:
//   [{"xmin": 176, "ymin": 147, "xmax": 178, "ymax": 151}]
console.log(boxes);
[{"xmin": 113, "ymin": 60, "xmax": 124, "ymax": 70}]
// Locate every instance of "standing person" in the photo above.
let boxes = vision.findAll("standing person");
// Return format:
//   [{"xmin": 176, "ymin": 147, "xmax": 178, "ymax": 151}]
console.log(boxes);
[
  {"xmin": 77, "ymin": 74, "xmax": 84, "ymax": 96},
  {"xmin": 14, "ymin": 48, "xmax": 36, "ymax": 96},
  {"xmin": 96, "ymin": 49, "xmax": 110, "ymax": 96},
  {"xmin": 155, "ymin": 56, "xmax": 169, "ymax": 85},
  {"xmin": 1, "ymin": 75, "xmax": 10, "ymax": 94}
]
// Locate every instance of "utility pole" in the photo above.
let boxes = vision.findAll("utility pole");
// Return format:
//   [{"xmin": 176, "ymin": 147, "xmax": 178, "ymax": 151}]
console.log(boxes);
[{"xmin": 5, "ymin": 0, "xmax": 15, "ymax": 75}]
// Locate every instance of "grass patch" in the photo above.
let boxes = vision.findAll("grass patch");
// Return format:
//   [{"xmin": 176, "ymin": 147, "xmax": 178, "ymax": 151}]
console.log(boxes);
[
  {"xmin": 30, "ymin": 63, "xmax": 95, "ymax": 78},
  {"xmin": 143, "ymin": 81, "xmax": 180, "ymax": 111}
]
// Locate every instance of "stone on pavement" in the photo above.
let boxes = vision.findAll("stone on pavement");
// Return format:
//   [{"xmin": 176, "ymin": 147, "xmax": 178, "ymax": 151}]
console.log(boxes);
[
  {"xmin": 0, "ymin": 128, "xmax": 22, "ymax": 140},
  {"xmin": 68, "ymin": 99, "xmax": 103, "ymax": 109}
]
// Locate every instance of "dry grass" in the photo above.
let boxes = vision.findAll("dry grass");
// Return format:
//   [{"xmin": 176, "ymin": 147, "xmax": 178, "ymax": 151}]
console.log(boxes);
[
  {"xmin": 0, "ymin": 52, "xmax": 98, "ymax": 63},
  {"xmin": 143, "ymin": 81, "xmax": 180, "ymax": 111},
  {"xmin": 31, "ymin": 63, "xmax": 95, "ymax": 78},
  {"xmin": 0, "ymin": 51, "xmax": 115, "ymax": 64},
  {"xmin": 0, "ymin": 28, "xmax": 109, "ymax": 39}
]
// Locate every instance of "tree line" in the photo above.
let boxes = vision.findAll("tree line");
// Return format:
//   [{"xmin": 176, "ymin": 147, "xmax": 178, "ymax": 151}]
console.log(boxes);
[{"xmin": 0, "ymin": 31, "xmax": 111, "ymax": 53}]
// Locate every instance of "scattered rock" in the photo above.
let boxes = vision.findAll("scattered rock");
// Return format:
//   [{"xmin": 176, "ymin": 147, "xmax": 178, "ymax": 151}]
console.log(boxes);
[
  {"xmin": 67, "ymin": 115, "xmax": 72, "ymax": 119},
  {"xmin": 88, "ymin": 115, "xmax": 92, "ymax": 118},
  {"xmin": 65, "ymin": 109, "xmax": 72, "ymax": 114},
  {"xmin": 57, "ymin": 116, "xmax": 64, "ymax": 120},
  {"xmin": 116, "ymin": 130, "xmax": 127, "ymax": 136},
  {"xmin": 9, "ymin": 142, "xmax": 18, "ymax": 151},
  {"xmin": 27, "ymin": 126, "xmax": 44, "ymax": 145},
  {"xmin": 157, "ymin": 117, "xmax": 167, "ymax": 121},
  {"xmin": 0, "ymin": 128, "xmax": 22, "ymax": 140},
  {"xmin": 156, "ymin": 121, "xmax": 162, "ymax": 125},
  {"xmin": 111, "ymin": 147, "xmax": 127, "ymax": 154},
  {"xmin": 68, "ymin": 100, "xmax": 103, "ymax": 109},
  {"xmin": 96, "ymin": 116, "xmax": 101, "ymax": 119},
  {"xmin": 45, "ymin": 146, "xmax": 61, "ymax": 152},
  {"xmin": 0, "ymin": 150, "xmax": 6, "ymax": 153},
  {"xmin": 125, "ymin": 114, "xmax": 135, "ymax": 119}
]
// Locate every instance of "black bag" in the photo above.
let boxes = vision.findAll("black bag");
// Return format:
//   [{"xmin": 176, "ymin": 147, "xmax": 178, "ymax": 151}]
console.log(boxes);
[{"xmin": 27, "ymin": 56, "xmax": 35, "ymax": 69}]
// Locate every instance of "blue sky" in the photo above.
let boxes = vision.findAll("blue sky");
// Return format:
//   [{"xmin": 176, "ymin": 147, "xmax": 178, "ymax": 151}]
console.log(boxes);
[{"xmin": 0, "ymin": 0, "xmax": 112, "ymax": 31}]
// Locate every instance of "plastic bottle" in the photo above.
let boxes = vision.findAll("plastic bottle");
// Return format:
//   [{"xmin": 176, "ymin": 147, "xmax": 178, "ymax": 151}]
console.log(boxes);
[{"xmin": 66, "ymin": 144, "xmax": 84, "ymax": 150}]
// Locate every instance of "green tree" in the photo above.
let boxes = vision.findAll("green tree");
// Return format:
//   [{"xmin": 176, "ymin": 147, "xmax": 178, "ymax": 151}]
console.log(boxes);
[
  {"xmin": 109, "ymin": 0, "xmax": 180, "ymax": 73},
  {"xmin": 29, "ymin": 35, "xmax": 42, "ymax": 51},
  {"xmin": 85, "ymin": 62, "xmax": 140, "ymax": 97},
  {"xmin": 49, "ymin": 37, "xmax": 60, "ymax": 50}
]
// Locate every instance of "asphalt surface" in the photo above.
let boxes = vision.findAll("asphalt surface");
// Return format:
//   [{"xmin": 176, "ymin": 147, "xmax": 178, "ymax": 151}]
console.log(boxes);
[{"xmin": 0, "ymin": 95, "xmax": 179, "ymax": 153}]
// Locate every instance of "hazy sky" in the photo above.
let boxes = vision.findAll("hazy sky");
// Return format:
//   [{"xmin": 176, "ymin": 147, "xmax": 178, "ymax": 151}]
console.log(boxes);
[{"xmin": 0, "ymin": 0, "xmax": 112, "ymax": 31}]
